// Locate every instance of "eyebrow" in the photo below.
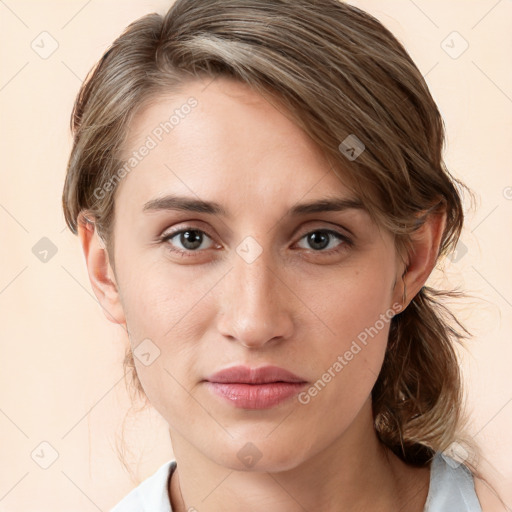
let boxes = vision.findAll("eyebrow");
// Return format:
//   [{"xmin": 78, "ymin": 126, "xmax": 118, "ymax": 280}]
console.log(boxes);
[{"xmin": 142, "ymin": 194, "xmax": 365, "ymax": 217}]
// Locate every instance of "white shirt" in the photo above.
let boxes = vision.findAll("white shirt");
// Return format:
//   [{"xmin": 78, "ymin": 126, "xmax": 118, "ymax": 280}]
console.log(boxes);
[{"xmin": 109, "ymin": 451, "xmax": 482, "ymax": 511}]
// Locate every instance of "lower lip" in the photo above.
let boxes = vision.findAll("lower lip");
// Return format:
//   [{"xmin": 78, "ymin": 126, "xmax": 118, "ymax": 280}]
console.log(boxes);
[{"xmin": 205, "ymin": 382, "xmax": 307, "ymax": 409}]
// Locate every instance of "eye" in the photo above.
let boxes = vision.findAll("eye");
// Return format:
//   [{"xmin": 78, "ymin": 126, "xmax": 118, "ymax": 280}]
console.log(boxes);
[
  {"xmin": 160, "ymin": 228, "xmax": 216, "ymax": 257},
  {"xmin": 159, "ymin": 226, "xmax": 353, "ymax": 259},
  {"xmin": 295, "ymin": 229, "xmax": 352, "ymax": 254}
]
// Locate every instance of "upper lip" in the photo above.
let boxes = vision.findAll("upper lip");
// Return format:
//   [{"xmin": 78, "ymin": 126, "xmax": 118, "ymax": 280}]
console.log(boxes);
[{"xmin": 205, "ymin": 365, "xmax": 307, "ymax": 384}]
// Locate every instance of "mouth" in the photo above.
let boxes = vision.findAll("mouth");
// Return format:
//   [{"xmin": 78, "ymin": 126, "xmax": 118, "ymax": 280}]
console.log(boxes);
[
  {"xmin": 204, "ymin": 364, "xmax": 307, "ymax": 384},
  {"xmin": 203, "ymin": 365, "xmax": 308, "ymax": 409}
]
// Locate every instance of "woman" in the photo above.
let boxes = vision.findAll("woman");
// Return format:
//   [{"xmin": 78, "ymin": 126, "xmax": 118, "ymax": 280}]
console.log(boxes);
[{"xmin": 62, "ymin": 0, "xmax": 499, "ymax": 510}]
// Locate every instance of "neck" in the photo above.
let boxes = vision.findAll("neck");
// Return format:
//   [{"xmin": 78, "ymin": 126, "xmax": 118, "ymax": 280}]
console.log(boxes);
[{"xmin": 169, "ymin": 399, "xmax": 430, "ymax": 512}]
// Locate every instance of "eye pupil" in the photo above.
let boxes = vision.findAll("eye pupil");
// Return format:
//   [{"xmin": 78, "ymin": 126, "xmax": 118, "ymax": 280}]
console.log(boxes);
[
  {"xmin": 181, "ymin": 230, "xmax": 202, "ymax": 250},
  {"xmin": 308, "ymin": 231, "xmax": 329, "ymax": 250}
]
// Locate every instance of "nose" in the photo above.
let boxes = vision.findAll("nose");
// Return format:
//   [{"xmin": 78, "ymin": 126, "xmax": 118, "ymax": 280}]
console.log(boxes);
[{"xmin": 216, "ymin": 243, "xmax": 295, "ymax": 349}]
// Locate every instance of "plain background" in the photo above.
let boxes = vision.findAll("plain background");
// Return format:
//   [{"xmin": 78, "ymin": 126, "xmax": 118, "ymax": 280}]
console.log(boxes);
[{"xmin": 0, "ymin": 0, "xmax": 511, "ymax": 510}]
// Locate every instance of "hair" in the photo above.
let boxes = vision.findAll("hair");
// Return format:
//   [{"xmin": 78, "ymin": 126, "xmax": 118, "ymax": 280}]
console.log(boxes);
[{"xmin": 62, "ymin": 0, "xmax": 494, "ymax": 488}]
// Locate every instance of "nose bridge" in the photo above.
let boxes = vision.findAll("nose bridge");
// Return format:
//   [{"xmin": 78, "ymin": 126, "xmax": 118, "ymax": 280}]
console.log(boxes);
[
  {"xmin": 218, "ymin": 237, "xmax": 293, "ymax": 347},
  {"xmin": 236, "ymin": 243, "xmax": 275, "ymax": 310}
]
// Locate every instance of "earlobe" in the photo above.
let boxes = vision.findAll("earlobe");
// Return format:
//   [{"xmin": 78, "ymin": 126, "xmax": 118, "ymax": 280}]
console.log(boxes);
[
  {"xmin": 77, "ymin": 213, "xmax": 126, "ymax": 325},
  {"xmin": 400, "ymin": 209, "xmax": 447, "ymax": 307}
]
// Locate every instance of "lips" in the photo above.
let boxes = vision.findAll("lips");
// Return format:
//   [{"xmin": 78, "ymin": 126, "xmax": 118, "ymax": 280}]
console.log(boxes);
[
  {"xmin": 204, "ymin": 365, "xmax": 307, "ymax": 385},
  {"xmin": 203, "ymin": 365, "xmax": 308, "ymax": 409}
]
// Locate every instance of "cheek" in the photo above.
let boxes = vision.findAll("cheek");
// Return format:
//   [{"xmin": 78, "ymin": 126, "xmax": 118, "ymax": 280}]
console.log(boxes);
[
  {"xmin": 117, "ymin": 249, "xmax": 218, "ymax": 340},
  {"xmin": 115, "ymin": 257, "xmax": 218, "ymax": 413},
  {"xmin": 305, "ymin": 259, "xmax": 395, "ymax": 347},
  {"xmin": 299, "ymin": 261, "xmax": 395, "ymax": 397},
  {"xmin": 296, "ymin": 304, "xmax": 392, "ymax": 432}
]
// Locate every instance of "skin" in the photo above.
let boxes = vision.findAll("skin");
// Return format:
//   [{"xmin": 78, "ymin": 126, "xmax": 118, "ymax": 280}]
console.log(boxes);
[{"xmin": 78, "ymin": 76, "xmax": 449, "ymax": 511}]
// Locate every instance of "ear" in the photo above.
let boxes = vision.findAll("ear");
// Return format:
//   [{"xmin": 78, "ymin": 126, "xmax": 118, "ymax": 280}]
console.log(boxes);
[
  {"xmin": 395, "ymin": 208, "xmax": 447, "ymax": 309},
  {"xmin": 77, "ymin": 212, "xmax": 126, "ymax": 325}
]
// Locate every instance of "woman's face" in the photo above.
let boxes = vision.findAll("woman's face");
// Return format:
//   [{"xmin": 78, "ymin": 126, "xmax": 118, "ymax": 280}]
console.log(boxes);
[{"xmin": 108, "ymin": 76, "xmax": 404, "ymax": 471}]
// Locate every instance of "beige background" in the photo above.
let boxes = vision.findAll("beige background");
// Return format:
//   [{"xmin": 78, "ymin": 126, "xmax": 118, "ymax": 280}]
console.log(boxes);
[{"xmin": 0, "ymin": 0, "xmax": 511, "ymax": 510}]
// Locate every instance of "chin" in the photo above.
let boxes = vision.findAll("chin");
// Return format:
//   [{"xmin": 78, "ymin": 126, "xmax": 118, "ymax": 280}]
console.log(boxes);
[{"xmin": 211, "ymin": 438, "xmax": 309, "ymax": 473}]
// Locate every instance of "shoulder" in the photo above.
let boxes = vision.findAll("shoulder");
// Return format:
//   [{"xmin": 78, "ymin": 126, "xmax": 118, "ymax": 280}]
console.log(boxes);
[
  {"xmin": 424, "ymin": 452, "xmax": 482, "ymax": 512},
  {"xmin": 109, "ymin": 460, "xmax": 177, "ymax": 512}
]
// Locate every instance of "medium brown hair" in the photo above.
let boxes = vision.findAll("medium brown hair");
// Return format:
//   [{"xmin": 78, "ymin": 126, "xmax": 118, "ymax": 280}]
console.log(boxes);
[{"xmin": 63, "ymin": 0, "xmax": 482, "ymax": 475}]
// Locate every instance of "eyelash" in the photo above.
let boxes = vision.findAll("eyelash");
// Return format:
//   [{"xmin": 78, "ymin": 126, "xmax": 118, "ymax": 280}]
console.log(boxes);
[{"xmin": 159, "ymin": 227, "xmax": 353, "ymax": 259}]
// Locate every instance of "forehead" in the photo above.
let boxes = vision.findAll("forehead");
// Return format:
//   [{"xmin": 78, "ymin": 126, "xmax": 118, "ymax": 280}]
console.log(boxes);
[{"xmin": 115, "ymin": 77, "xmax": 358, "ymax": 213}]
